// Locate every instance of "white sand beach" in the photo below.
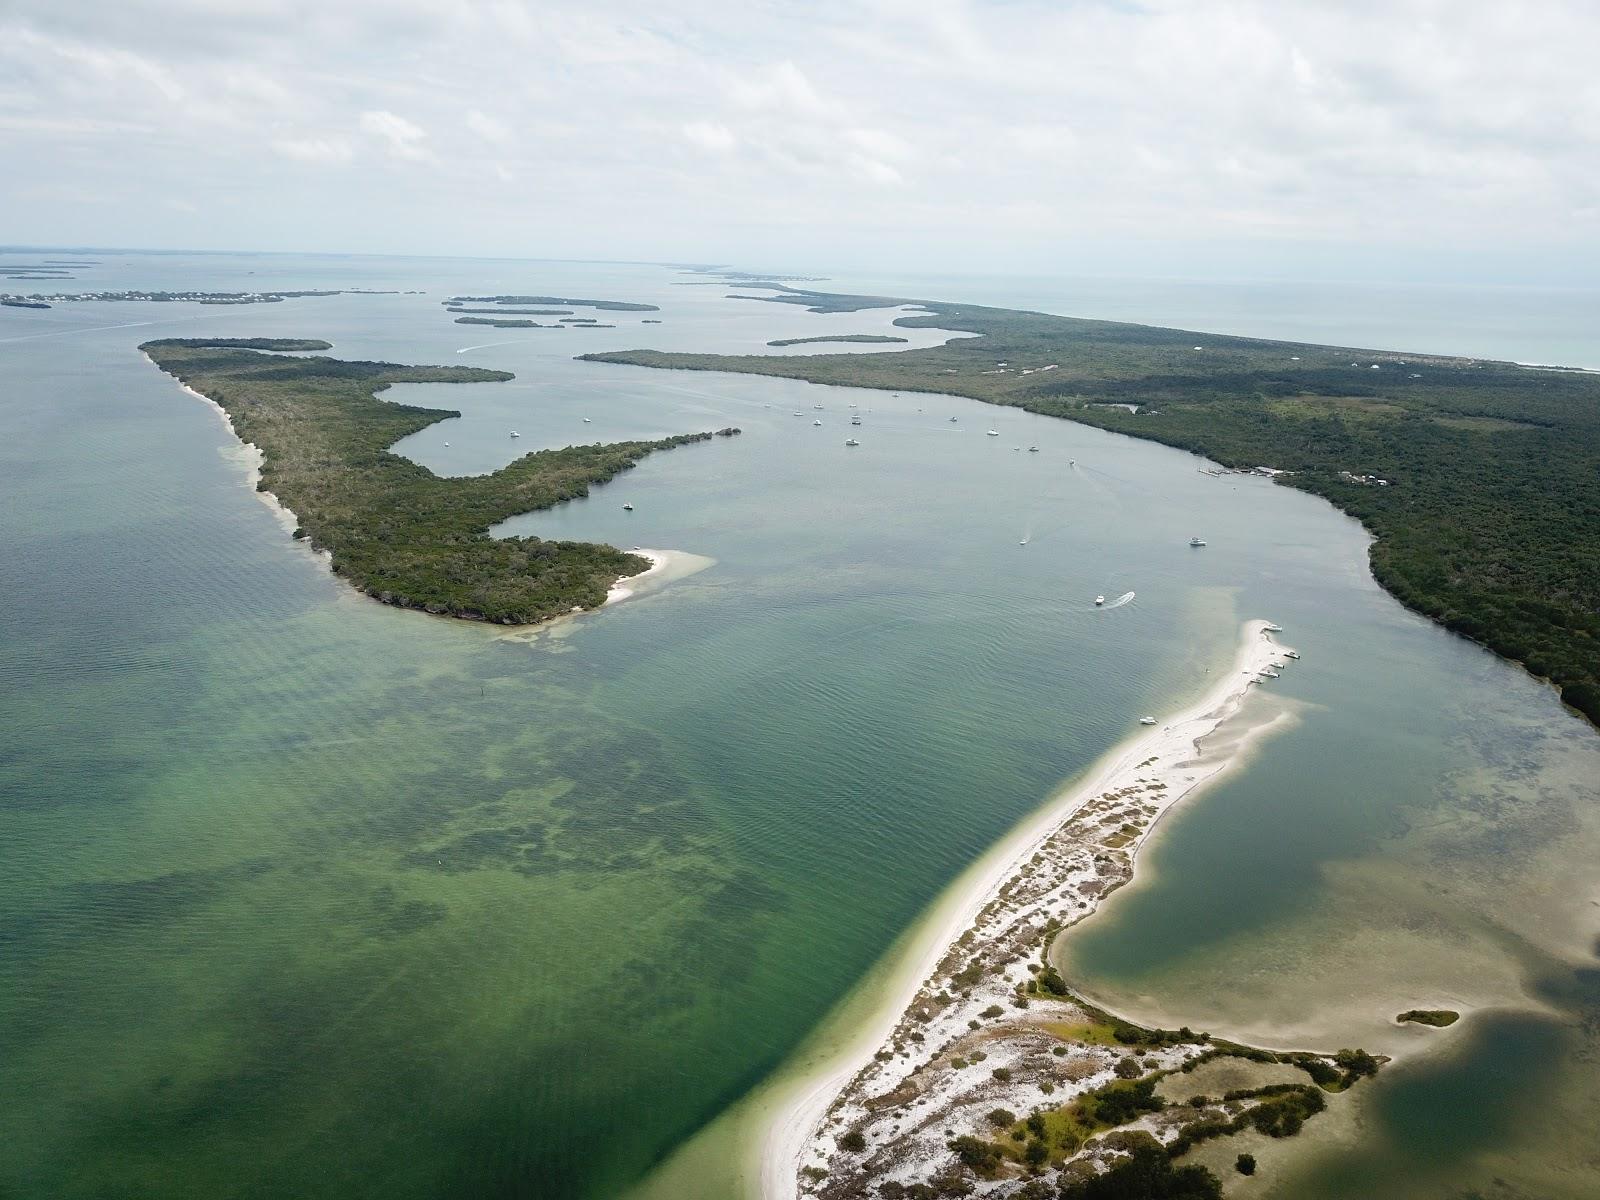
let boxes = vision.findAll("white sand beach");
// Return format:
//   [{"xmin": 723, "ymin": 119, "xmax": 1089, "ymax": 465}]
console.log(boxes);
[{"xmin": 767, "ymin": 619, "xmax": 1296, "ymax": 1198}]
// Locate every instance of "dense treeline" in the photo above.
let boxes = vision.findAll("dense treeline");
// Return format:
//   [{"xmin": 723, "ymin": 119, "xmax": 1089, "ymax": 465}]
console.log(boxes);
[
  {"xmin": 584, "ymin": 287, "xmax": 1600, "ymax": 727},
  {"xmin": 141, "ymin": 340, "xmax": 735, "ymax": 624}
]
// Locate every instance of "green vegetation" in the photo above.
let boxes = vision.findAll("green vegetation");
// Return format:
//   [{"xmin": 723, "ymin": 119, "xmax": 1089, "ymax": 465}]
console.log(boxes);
[
  {"xmin": 140, "ymin": 339, "xmax": 738, "ymax": 624},
  {"xmin": 446, "ymin": 306, "xmax": 573, "ymax": 315},
  {"xmin": 1235, "ymin": 1153, "xmax": 1257, "ymax": 1176},
  {"xmin": 1059, "ymin": 1139, "xmax": 1221, "ymax": 1200},
  {"xmin": 1398, "ymin": 1008, "xmax": 1461, "ymax": 1027},
  {"xmin": 449, "ymin": 294, "xmax": 660, "ymax": 312},
  {"xmin": 583, "ymin": 285, "xmax": 1600, "ymax": 727},
  {"xmin": 453, "ymin": 316, "xmax": 550, "ymax": 328},
  {"xmin": 766, "ymin": 334, "xmax": 909, "ymax": 347}
]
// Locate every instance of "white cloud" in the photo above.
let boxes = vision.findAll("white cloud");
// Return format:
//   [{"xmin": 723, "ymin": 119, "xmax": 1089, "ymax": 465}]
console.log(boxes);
[
  {"xmin": 0, "ymin": 0, "xmax": 1594, "ymax": 279},
  {"xmin": 272, "ymin": 136, "xmax": 352, "ymax": 164},
  {"xmin": 358, "ymin": 109, "xmax": 431, "ymax": 161},
  {"xmin": 683, "ymin": 120, "xmax": 737, "ymax": 154},
  {"xmin": 466, "ymin": 109, "xmax": 512, "ymax": 145}
]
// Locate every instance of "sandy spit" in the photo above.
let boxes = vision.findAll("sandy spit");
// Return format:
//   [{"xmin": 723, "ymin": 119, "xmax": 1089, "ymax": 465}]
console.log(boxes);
[{"xmin": 765, "ymin": 619, "xmax": 1293, "ymax": 1199}]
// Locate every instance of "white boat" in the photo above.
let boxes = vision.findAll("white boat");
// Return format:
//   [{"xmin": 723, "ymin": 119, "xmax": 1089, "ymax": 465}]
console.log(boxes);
[
  {"xmin": 443, "ymin": 441, "xmax": 450, "ymax": 446},
  {"xmin": 845, "ymin": 438, "xmax": 860, "ymax": 446},
  {"xmin": 1095, "ymin": 595, "xmax": 1105, "ymax": 606},
  {"xmin": 813, "ymin": 404, "xmax": 824, "ymax": 410},
  {"xmin": 812, "ymin": 419, "xmax": 823, "ymax": 426},
  {"xmin": 851, "ymin": 416, "xmax": 862, "ymax": 426},
  {"xmin": 1188, "ymin": 536, "xmax": 1206, "ymax": 547},
  {"xmin": 622, "ymin": 503, "xmax": 634, "ymax": 511},
  {"xmin": 1139, "ymin": 716, "xmax": 1157, "ymax": 725},
  {"xmin": 583, "ymin": 417, "xmax": 591, "ymax": 423},
  {"xmin": 949, "ymin": 416, "xmax": 959, "ymax": 423},
  {"xmin": 1019, "ymin": 539, "xmax": 1028, "ymax": 546},
  {"xmin": 1284, "ymin": 649, "xmax": 1300, "ymax": 659},
  {"xmin": 510, "ymin": 431, "xmax": 520, "ymax": 438},
  {"xmin": 1264, "ymin": 622, "xmax": 1283, "ymax": 632},
  {"xmin": 1028, "ymin": 445, "xmax": 1039, "ymax": 452},
  {"xmin": 986, "ymin": 429, "xmax": 1000, "ymax": 437},
  {"xmin": 1261, "ymin": 668, "xmax": 1280, "ymax": 678}
]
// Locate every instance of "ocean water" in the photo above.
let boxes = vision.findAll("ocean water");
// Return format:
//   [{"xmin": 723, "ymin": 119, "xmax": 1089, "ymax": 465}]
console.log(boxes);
[{"xmin": 1, "ymin": 252, "xmax": 1595, "ymax": 1199}]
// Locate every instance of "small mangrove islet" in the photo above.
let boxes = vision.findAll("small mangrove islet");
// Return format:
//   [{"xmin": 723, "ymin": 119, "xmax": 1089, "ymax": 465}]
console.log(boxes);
[
  {"xmin": 447, "ymin": 294, "xmax": 661, "ymax": 312},
  {"xmin": 140, "ymin": 338, "xmax": 738, "ymax": 624},
  {"xmin": 766, "ymin": 334, "xmax": 909, "ymax": 347}
]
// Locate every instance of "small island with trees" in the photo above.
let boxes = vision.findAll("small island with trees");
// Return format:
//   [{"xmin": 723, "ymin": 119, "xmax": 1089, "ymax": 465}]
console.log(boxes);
[
  {"xmin": 140, "ymin": 337, "xmax": 737, "ymax": 624},
  {"xmin": 766, "ymin": 334, "xmax": 909, "ymax": 347}
]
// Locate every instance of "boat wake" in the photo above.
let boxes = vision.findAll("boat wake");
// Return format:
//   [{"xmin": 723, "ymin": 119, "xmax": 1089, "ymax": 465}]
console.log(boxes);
[
  {"xmin": 455, "ymin": 340, "xmax": 522, "ymax": 354},
  {"xmin": 1103, "ymin": 590, "xmax": 1136, "ymax": 609}
]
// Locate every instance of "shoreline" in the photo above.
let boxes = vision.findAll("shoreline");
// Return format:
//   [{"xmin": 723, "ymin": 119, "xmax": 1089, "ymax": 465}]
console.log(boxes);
[{"xmin": 766, "ymin": 619, "xmax": 1293, "ymax": 1198}]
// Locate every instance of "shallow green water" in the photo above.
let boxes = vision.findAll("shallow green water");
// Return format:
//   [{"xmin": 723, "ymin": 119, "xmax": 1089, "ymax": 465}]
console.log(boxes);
[{"xmin": 2, "ymin": 255, "xmax": 1595, "ymax": 1199}]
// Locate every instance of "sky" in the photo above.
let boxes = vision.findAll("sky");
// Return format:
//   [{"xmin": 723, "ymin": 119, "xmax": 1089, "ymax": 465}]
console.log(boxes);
[{"xmin": 3, "ymin": 0, "xmax": 1598, "ymax": 284}]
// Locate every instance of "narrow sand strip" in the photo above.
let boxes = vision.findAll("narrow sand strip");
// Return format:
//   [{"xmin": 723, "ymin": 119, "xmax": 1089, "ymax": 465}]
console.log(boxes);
[{"xmin": 766, "ymin": 619, "xmax": 1292, "ymax": 1198}]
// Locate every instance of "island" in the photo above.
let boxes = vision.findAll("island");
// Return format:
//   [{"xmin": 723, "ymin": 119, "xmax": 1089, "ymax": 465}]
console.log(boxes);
[
  {"xmin": 783, "ymin": 624, "xmax": 1381, "ymax": 1199},
  {"xmin": 140, "ymin": 337, "xmax": 738, "ymax": 624},
  {"xmin": 582, "ymin": 285, "xmax": 1600, "ymax": 728},
  {"xmin": 766, "ymin": 334, "xmax": 909, "ymax": 347},
  {"xmin": 446, "ymin": 306, "xmax": 574, "ymax": 315},
  {"xmin": 447, "ymin": 294, "xmax": 661, "ymax": 312},
  {"xmin": 452, "ymin": 316, "xmax": 554, "ymax": 328},
  {"xmin": 1, "ymin": 289, "xmax": 370, "ymax": 305},
  {"xmin": 1397, "ymin": 1009, "xmax": 1460, "ymax": 1027}
]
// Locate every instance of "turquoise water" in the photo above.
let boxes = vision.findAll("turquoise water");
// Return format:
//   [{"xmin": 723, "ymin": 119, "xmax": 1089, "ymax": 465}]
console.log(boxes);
[{"xmin": 2, "ymin": 254, "xmax": 1596, "ymax": 1198}]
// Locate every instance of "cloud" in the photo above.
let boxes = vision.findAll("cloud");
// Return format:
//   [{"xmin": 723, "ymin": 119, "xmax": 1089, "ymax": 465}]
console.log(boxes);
[
  {"xmin": 358, "ymin": 109, "xmax": 431, "ymax": 161},
  {"xmin": 683, "ymin": 120, "xmax": 737, "ymax": 154},
  {"xmin": 466, "ymin": 109, "xmax": 512, "ymax": 145},
  {"xmin": 0, "ymin": 0, "xmax": 1594, "ymax": 279},
  {"xmin": 272, "ymin": 136, "xmax": 352, "ymax": 164}
]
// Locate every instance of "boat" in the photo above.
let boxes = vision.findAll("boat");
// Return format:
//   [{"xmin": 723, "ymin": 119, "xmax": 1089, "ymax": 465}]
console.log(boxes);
[
  {"xmin": 1284, "ymin": 649, "xmax": 1300, "ymax": 659},
  {"xmin": 1188, "ymin": 536, "xmax": 1206, "ymax": 547},
  {"xmin": 1261, "ymin": 668, "xmax": 1280, "ymax": 678},
  {"xmin": 986, "ymin": 430, "xmax": 1000, "ymax": 437},
  {"xmin": 949, "ymin": 416, "xmax": 959, "ymax": 423},
  {"xmin": 813, "ymin": 404, "xmax": 824, "ymax": 410},
  {"xmin": 813, "ymin": 419, "xmax": 823, "ymax": 427},
  {"xmin": 1264, "ymin": 622, "xmax": 1283, "ymax": 632},
  {"xmin": 1019, "ymin": 539, "xmax": 1028, "ymax": 546},
  {"xmin": 582, "ymin": 417, "xmax": 591, "ymax": 423},
  {"xmin": 622, "ymin": 503, "xmax": 634, "ymax": 511},
  {"xmin": 1028, "ymin": 445, "xmax": 1039, "ymax": 452},
  {"xmin": 1139, "ymin": 716, "xmax": 1157, "ymax": 725},
  {"xmin": 845, "ymin": 438, "xmax": 860, "ymax": 446},
  {"xmin": 851, "ymin": 416, "xmax": 861, "ymax": 426},
  {"xmin": 1095, "ymin": 595, "xmax": 1105, "ymax": 606},
  {"xmin": 510, "ymin": 431, "xmax": 520, "ymax": 438},
  {"xmin": 443, "ymin": 441, "xmax": 450, "ymax": 446}
]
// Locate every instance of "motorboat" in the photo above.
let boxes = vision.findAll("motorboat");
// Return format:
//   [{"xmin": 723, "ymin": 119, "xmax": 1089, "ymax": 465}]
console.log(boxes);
[
  {"xmin": 510, "ymin": 431, "xmax": 520, "ymax": 438},
  {"xmin": 622, "ymin": 503, "xmax": 634, "ymax": 511},
  {"xmin": 1189, "ymin": 536, "xmax": 1206, "ymax": 547},
  {"xmin": 845, "ymin": 438, "xmax": 860, "ymax": 446},
  {"xmin": 1284, "ymin": 650, "xmax": 1300, "ymax": 659},
  {"xmin": 1264, "ymin": 622, "xmax": 1284, "ymax": 632},
  {"xmin": 986, "ymin": 430, "xmax": 1000, "ymax": 437},
  {"xmin": 1028, "ymin": 445, "xmax": 1039, "ymax": 452},
  {"xmin": 1139, "ymin": 716, "xmax": 1157, "ymax": 725},
  {"xmin": 813, "ymin": 419, "xmax": 823, "ymax": 426},
  {"xmin": 1095, "ymin": 595, "xmax": 1105, "ymax": 606}
]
